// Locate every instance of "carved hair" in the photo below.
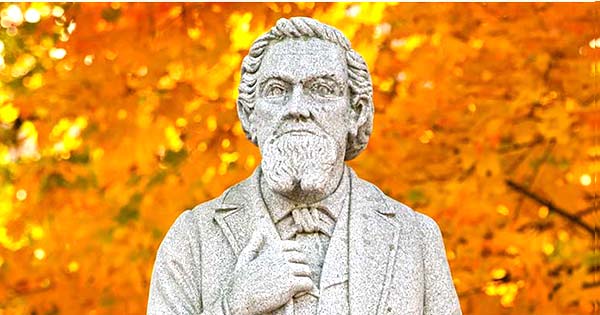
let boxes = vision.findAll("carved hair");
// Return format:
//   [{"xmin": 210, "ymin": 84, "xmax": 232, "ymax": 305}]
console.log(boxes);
[{"xmin": 236, "ymin": 17, "xmax": 374, "ymax": 161}]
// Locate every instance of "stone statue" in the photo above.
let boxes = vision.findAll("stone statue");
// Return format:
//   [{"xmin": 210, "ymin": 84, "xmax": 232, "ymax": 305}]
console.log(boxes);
[{"xmin": 148, "ymin": 17, "xmax": 462, "ymax": 315}]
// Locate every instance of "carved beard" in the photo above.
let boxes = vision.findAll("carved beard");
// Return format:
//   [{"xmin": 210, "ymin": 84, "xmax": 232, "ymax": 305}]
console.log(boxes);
[{"xmin": 261, "ymin": 132, "xmax": 339, "ymax": 196}]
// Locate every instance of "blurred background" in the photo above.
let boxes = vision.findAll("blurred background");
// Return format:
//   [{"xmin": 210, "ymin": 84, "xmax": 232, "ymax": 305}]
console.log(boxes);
[{"xmin": 0, "ymin": 2, "xmax": 597, "ymax": 314}]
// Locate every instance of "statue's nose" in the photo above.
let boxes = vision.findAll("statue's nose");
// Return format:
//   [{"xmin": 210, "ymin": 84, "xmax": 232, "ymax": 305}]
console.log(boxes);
[{"xmin": 285, "ymin": 85, "xmax": 311, "ymax": 119}]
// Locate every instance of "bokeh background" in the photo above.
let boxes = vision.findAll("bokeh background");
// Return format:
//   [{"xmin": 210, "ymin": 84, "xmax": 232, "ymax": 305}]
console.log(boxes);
[{"xmin": 0, "ymin": 2, "xmax": 597, "ymax": 314}]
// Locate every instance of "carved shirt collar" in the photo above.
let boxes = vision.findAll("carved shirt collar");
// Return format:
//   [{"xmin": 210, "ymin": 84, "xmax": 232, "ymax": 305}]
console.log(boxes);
[{"xmin": 260, "ymin": 165, "xmax": 349, "ymax": 224}]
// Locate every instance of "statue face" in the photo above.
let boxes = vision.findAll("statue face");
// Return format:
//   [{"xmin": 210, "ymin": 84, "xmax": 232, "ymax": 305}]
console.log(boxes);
[{"xmin": 252, "ymin": 37, "xmax": 352, "ymax": 196}]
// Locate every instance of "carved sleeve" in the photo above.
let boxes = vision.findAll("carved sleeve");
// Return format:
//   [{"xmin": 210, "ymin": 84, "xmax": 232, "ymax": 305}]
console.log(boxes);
[
  {"xmin": 147, "ymin": 210, "xmax": 228, "ymax": 315},
  {"xmin": 416, "ymin": 213, "xmax": 463, "ymax": 315}
]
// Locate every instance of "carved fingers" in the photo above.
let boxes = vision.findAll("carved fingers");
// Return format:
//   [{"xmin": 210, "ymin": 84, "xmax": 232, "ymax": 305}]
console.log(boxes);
[
  {"xmin": 280, "ymin": 240, "xmax": 314, "ymax": 295},
  {"xmin": 289, "ymin": 263, "xmax": 311, "ymax": 277}
]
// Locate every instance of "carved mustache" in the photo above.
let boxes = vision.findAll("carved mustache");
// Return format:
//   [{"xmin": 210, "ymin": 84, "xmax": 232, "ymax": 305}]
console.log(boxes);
[{"xmin": 273, "ymin": 123, "xmax": 325, "ymax": 139}]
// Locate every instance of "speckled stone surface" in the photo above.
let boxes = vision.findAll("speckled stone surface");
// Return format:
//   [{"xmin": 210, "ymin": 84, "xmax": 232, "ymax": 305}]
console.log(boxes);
[{"xmin": 147, "ymin": 17, "xmax": 462, "ymax": 315}]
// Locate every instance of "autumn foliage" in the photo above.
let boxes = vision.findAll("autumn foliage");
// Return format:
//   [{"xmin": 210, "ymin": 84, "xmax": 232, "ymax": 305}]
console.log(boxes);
[{"xmin": 0, "ymin": 3, "xmax": 598, "ymax": 314}]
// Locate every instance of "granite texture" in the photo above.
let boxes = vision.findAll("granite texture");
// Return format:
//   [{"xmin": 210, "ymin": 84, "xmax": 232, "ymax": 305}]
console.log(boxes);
[{"xmin": 148, "ymin": 17, "xmax": 462, "ymax": 315}]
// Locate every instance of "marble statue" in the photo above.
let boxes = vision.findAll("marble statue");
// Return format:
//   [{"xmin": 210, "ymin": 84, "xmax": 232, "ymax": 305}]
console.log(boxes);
[{"xmin": 148, "ymin": 17, "xmax": 462, "ymax": 315}]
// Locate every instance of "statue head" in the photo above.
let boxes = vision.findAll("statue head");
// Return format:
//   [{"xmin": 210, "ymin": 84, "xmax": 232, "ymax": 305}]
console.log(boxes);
[{"xmin": 236, "ymin": 17, "xmax": 374, "ymax": 197}]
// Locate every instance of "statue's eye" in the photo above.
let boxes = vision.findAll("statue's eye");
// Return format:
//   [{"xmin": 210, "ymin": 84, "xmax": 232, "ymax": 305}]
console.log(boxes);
[
  {"xmin": 313, "ymin": 84, "xmax": 333, "ymax": 96},
  {"xmin": 308, "ymin": 80, "xmax": 341, "ymax": 98},
  {"xmin": 265, "ymin": 84, "xmax": 287, "ymax": 98}
]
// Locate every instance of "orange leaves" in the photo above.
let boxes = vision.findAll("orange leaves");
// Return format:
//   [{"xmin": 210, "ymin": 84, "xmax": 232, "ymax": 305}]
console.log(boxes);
[{"xmin": 0, "ymin": 2, "xmax": 596, "ymax": 315}]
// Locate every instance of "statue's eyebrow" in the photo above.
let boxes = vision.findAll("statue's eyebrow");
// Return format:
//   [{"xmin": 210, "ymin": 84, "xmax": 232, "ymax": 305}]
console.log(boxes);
[
  {"xmin": 301, "ymin": 73, "xmax": 346, "ymax": 86},
  {"xmin": 259, "ymin": 71, "xmax": 345, "ymax": 85},
  {"xmin": 258, "ymin": 71, "xmax": 294, "ymax": 84}
]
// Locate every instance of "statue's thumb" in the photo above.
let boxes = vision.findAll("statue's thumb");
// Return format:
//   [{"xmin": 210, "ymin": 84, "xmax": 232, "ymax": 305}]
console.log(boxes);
[{"xmin": 236, "ymin": 229, "xmax": 265, "ymax": 268}]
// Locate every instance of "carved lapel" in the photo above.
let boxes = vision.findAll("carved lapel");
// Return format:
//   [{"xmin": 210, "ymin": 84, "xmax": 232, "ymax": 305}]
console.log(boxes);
[
  {"xmin": 213, "ymin": 169, "xmax": 279, "ymax": 256},
  {"xmin": 348, "ymin": 170, "xmax": 405, "ymax": 315}
]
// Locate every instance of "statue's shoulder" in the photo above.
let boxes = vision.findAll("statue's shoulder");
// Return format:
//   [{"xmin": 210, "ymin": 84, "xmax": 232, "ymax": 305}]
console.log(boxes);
[
  {"xmin": 351, "ymin": 173, "xmax": 417, "ymax": 219},
  {"xmin": 351, "ymin": 172, "xmax": 442, "ymax": 237},
  {"xmin": 187, "ymin": 173, "xmax": 255, "ymax": 224},
  {"xmin": 383, "ymin": 192, "xmax": 444, "ymax": 239}
]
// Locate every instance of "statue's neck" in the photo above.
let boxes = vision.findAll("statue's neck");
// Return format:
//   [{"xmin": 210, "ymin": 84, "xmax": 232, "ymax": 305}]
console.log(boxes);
[{"xmin": 261, "ymin": 162, "xmax": 346, "ymax": 206}]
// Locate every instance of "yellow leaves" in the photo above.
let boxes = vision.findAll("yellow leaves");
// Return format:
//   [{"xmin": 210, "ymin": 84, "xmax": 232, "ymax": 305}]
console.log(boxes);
[
  {"xmin": 67, "ymin": 260, "xmax": 79, "ymax": 273},
  {"xmin": 48, "ymin": 47, "xmax": 66, "ymax": 60},
  {"xmin": 228, "ymin": 12, "xmax": 256, "ymax": 51},
  {"xmin": 221, "ymin": 138, "xmax": 230, "ymax": 149},
  {"xmin": 0, "ymin": 102, "xmax": 19, "ymax": 123},
  {"xmin": 346, "ymin": 3, "xmax": 387, "ymax": 26},
  {"xmin": 206, "ymin": 115, "xmax": 217, "ymax": 132},
  {"xmin": 92, "ymin": 148, "xmax": 104, "ymax": 161},
  {"xmin": 10, "ymin": 53, "xmax": 36, "ymax": 78},
  {"xmin": 0, "ymin": 183, "xmax": 14, "ymax": 228},
  {"xmin": 187, "ymin": 27, "xmax": 201, "ymax": 40},
  {"xmin": 557, "ymin": 230, "xmax": 569, "ymax": 242},
  {"xmin": 33, "ymin": 247, "xmax": 46, "ymax": 260},
  {"xmin": 184, "ymin": 99, "xmax": 202, "ymax": 113},
  {"xmin": 168, "ymin": 6, "xmax": 182, "ymax": 18},
  {"xmin": 196, "ymin": 142, "xmax": 207, "ymax": 152},
  {"xmin": 496, "ymin": 204, "xmax": 509, "ymax": 216},
  {"xmin": 245, "ymin": 155, "xmax": 256, "ymax": 169},
  {"xmin": 164, "ymin": 125, "xmax": 183, "ymax": 152},
  {"xmin": 491, "ymin": 268, "xmax": 507, "ymax": 280},
  {"xmin": 24, "ymin": 7, "xmax": 41, "ymax": 24},
  {"xmin": 579, "ymin": 174, "xmax": 591, "ymax": 186},
  {"xmin": 15, "ymin": 189, "xmax": 27, "ymax": 201},
  {"xmin": 30, "ymin": 225, "xmax": 43, "ymax": 240},
  {"xmin": 391, "ymin": 34, "xmax": 428, "ymax": 59},
  {"xmin": 538, "ymin": 206, "xmax": 549, "ymax": 218},
  {"xmin": 157, "ymin": 75, "xmax": 176, "ymax": 90},
  {"xmin": 506, "ymin": 245, "xmax": 519, "ymax": 256},
  {"xmin": 167, "ymin": 62, "xmax": 184, "ymax": 81},
  {"xmin": 201, "ymin": 166, "xmax": 215, "ymax": 183},
  {"xmin": 419, "ymin": 129, "xmax": 434, "ymax": 144},
  {"xmin": 378, "ymin": 77, "xmax": 394, "ymax": 92},
  {"xmin": 175, "ymin": 117, "xmax": 187, "ymax": 128},
  {"xmin": 219, "ymin": 152, "xmax": 238, "ymax": 164},
  {"xmin": 49, "ymin": 116, "xmax": 88, "ymax": 157},
  {"xmin": 1, "ymin": 5, "xmax": 24, "ymax": 27},
  {"xmin": 468, "ymin": 103, "xmax": 477, "ymax": 113},
  {"xmin": 83, "ymin": 54, "xmax": 94, "ymax": 65},
  {"xmin": 468, "ymin": 38, "xmax": 484, "ymax": 50},
  {"xmin": 484, "ymin": 281, "xmax": 520, "ymax": 308},
  {"xmin": 23, "ymin": 72, "xmax": 44, "ymax": 89},
  {"xmin": 0, "ymin": 226, "xmax": 28, "ymax": 251},
  {"xmin": 0, "ymin": 144, "xmax": 11, "ymax": 165},
  {"xmin": 232, "ymin": 122, "xmax": 244, "ymax": 137},
  {"xmin": 542, "ymin": 242, "xmax": 555, "ymax": 256}
]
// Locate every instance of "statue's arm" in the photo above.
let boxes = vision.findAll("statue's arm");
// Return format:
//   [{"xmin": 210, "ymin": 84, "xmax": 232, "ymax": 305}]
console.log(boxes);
[
  {"xmin": 147, "ymin": 210, "xmax": 230, "ymax": 315},
  {"xmin": 416, "ymin": 213, "xmax": 462, "ymax": 315}
]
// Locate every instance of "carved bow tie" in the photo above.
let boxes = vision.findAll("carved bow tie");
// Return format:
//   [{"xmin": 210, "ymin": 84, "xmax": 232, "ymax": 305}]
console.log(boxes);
[{"xmin": 277, "ymin": 206, "xmax": 336, "ymax": 240}]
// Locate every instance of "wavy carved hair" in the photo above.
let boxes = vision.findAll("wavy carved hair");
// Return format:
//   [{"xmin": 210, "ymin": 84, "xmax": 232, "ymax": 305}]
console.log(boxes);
[{"xmin": 236, "ymin": 17, "xmax": 374, "ymax": 161}]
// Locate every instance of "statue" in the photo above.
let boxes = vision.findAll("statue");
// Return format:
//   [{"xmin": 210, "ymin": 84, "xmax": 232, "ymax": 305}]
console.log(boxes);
[{"xmin": 148, "ymin": 17, "xmax": 462, "ymax": 315}]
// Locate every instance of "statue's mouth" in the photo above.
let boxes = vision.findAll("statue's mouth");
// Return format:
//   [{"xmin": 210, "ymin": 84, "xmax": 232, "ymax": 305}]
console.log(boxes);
[
  {"xmin": 281, "ymin": 129, "xmax": 316, "ymax": 136},
  {"xmin": 274, "ymin": 125, "xmax": 322, "ymax": 138}
]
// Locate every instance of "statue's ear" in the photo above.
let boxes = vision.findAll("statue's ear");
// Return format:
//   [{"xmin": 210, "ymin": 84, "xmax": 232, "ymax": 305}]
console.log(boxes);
[
  {"xmin": 236, "ymin": 101, "xmax": 258, "ymax": 145},
  {"xmin": 349, "ymin": 97, "xmax": 370, "ymax": 138}
]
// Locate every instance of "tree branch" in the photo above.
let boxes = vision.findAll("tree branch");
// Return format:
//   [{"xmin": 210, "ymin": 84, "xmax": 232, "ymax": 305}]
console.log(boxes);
[
  {"xmin": 505, "ymin": 179, "xmax": 596, "ymax": 236},
  {"xmin": 575, "ymin": 205, "xmax": 598, "ymax": 217}
]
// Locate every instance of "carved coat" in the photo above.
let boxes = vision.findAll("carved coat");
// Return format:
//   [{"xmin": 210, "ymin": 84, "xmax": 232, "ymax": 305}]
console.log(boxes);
[{"xmin": 147, "ymin": 167, "xmax": 462, "ymax": 315}]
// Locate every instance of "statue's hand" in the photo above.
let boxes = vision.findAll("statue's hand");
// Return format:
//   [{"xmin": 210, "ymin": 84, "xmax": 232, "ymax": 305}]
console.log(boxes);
[{"xmin": 226, "ymin": 230, "xmax": 313, "ymax": 315}]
